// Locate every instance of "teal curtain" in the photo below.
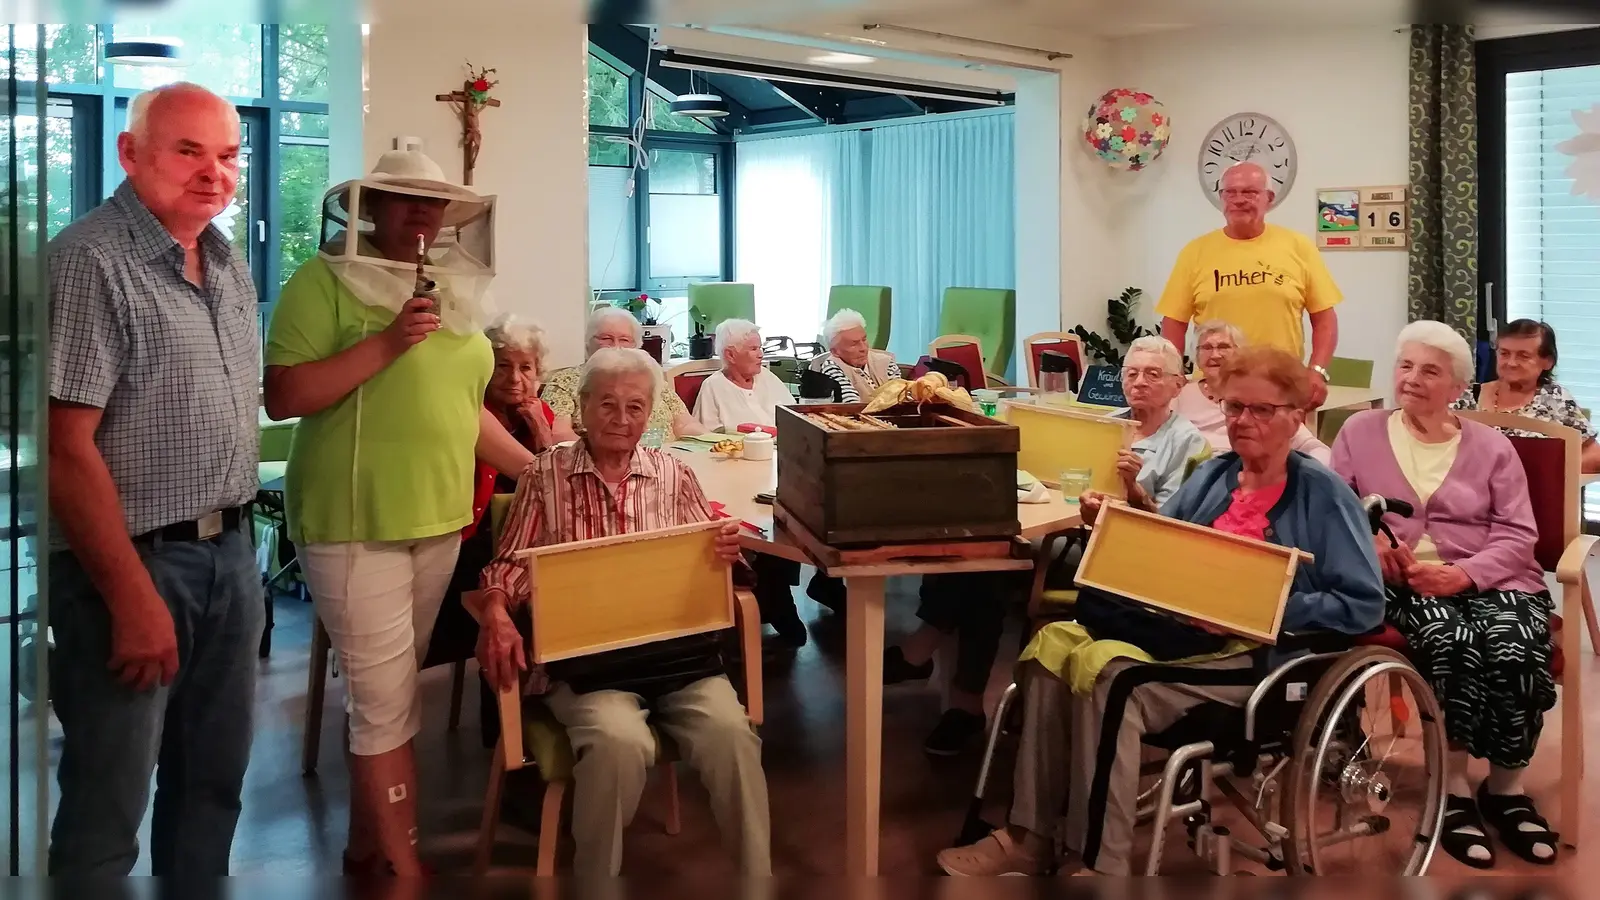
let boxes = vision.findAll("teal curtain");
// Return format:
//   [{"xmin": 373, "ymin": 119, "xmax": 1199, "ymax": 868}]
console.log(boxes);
[
  {"xmin": 734, "ymin": 110, "xmax": 1015, "ymax": 359},
  {"xmin": 1408, "ymin": 24, "xmax": 1479, "ymax": 341},
  {"xmin": 846, "ymin": 112, "xmax": 1015, "ymax": 361}
]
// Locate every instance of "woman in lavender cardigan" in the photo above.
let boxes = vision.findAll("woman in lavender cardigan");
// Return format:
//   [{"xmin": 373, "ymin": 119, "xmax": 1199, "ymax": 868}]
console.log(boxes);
[{"xmin": 1331, "ymin": 320, "xmax": 1557, "ymax": 870}]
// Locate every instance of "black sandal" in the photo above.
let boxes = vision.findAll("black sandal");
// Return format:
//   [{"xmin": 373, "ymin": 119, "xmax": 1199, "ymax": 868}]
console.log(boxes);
[
  {"xmin": 1439, "ymin": 794, "xmax": 1496, "ymax": 869},
  {"xmin": 1477, "ymin": 781, "xmax": 1559, "ymax": 865}
]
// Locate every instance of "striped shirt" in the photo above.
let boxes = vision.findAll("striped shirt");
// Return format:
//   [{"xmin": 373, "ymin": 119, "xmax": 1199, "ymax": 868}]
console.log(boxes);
[
  {"xmin": 480, "ymin": 440, "xmax": 717, "ymax": 693},
  {"xmin": 48, "ymin": 181, "xmax": 260, "ymax": 538}
]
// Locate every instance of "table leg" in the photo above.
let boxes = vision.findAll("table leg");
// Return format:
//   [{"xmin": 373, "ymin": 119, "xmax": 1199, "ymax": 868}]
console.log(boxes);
[{"xmin": 844, "ymin": 574, "xmax": 886, "ymax": 876}]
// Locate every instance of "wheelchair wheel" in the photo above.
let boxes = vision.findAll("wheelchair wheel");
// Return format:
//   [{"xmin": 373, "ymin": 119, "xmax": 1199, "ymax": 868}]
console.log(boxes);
[{"xmin": 1282, "ymin": 646, "xmax": 1445, "ymax": 876}]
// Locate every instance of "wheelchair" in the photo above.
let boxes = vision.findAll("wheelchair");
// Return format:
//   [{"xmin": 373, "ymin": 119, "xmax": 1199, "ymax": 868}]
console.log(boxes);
[{"xmin": 958, "ymin": 495, "xmax": 1449, "ymax": 875}]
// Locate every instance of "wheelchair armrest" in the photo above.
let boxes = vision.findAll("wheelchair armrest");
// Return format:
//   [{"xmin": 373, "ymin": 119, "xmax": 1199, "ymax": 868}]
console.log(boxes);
[{"xmin": 1274, "ymin": 630, "xmax": 1358, "ymax": 655}]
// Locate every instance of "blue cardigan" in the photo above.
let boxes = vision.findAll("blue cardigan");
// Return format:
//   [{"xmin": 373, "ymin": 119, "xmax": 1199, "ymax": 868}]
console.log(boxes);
[{"xmin": 1161, "ymin": 451, "xmax": 1386, "ymax": 638}]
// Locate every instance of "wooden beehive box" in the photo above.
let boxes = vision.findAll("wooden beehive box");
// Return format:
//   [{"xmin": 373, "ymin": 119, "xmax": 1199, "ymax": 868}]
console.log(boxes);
[{"xmin": 775, "ymin": 403, "xmax": 1020, "ymax": 546}]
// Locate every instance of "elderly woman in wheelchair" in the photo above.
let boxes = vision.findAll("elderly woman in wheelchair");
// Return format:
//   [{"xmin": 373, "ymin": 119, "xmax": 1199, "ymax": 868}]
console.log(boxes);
[
  {"xmin": 939, "ymin": 347, "xmax": 1447, "ymax": 876},
  {"xmin": 1333, "ymin": 321, "xmax": 1559, "ymax": 869}
]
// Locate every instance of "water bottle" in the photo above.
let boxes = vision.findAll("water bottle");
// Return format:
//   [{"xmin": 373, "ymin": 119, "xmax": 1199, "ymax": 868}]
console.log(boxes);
[{"xmin": 642, "ymin": 425, "xmax": 666, "ymax": 449}]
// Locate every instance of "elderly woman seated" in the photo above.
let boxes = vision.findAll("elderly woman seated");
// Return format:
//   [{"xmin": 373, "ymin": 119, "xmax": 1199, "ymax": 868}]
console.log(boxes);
[
  {"xmin": 938, "ymin": 347, "xmax": 1384, "ymax": 875},
  {"xmin": 808, "ymin": 308, "xmax": 901, "ymax": 403},
  {"xmin": 694, "ymin": 318, "xmax": 794, "ymax": 432},
  {"xmin": 1175, "ymin": 320, "xmax": 1330, "ymax": 463},
  {"xmin": 885, "ymin": 336, "xmax": 1210, "ymax": 757},
  {"xmin": 475, "ymin": 348, "xmax": 770, "ymax": 876},
  {"xmin": 426, "ymin": 315, "xmax": 559, "ymax": 748},
  {"xmin": 544, "ymin": 306, "xmax": 707, "ymax": 441},
  {"xmin": 1333, "ymin": 320, "xmax": 1557, "ymax": 869},
  {"xmin": 1453, "ymin": 318, "xmax": 1600, "ymax": 473}
]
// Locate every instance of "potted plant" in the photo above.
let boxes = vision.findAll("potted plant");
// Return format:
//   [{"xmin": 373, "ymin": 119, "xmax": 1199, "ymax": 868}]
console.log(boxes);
[
  {"xmin": 621, "ymin": 293, "xmax": 673, "ymax": 364},
  {"xmin": 688, "ymin": 307, "xmax": 715, "ymax": 360},
  {"xmin": 1070, "ymin": 287, "xmax": 1158, "ymax": 366}
]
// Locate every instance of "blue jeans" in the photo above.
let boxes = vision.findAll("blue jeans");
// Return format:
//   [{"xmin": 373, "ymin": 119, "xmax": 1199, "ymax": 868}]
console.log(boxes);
[{"xmin": 48, "ymin": 521, "xmax": 264, "ymax": 875}]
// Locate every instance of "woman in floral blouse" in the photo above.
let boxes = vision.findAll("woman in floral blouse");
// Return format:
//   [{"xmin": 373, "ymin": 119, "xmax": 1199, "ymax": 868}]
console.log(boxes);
[{"xmin": 1454, "ymin": 319, "xmax": 1600, "ymax": 472}]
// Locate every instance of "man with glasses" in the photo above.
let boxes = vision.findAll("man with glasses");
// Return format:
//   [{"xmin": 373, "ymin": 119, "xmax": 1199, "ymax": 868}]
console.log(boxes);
[{"xmin": 1155, "ymin": 161, "xmax": 1342, "ymax": 407}]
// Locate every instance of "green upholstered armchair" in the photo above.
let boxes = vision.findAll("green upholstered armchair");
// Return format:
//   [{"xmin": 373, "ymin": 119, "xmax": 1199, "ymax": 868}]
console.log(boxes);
[
  {"xmin": 688, "ymin": 282, "xmax": 756, "ymax": 332},
  {"xmin": 826, "ymin": 285, "xmax": 892, "ymax": 350},
  {"xmin": 939, "ymin": 287, "xmax": 1016, "ymax": 378}
]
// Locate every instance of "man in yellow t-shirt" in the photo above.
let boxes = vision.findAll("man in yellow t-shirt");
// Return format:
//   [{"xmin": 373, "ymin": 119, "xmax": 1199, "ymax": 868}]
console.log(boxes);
[{"xmin": 1156, "ymin": 162, "xmax": 1342, "ymax": 406}]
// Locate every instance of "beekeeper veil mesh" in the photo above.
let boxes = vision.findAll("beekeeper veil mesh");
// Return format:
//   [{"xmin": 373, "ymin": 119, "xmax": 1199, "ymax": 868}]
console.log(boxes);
[{"xmin": 318, "ymin": 150, "xmax": 497, "ymax": 334}]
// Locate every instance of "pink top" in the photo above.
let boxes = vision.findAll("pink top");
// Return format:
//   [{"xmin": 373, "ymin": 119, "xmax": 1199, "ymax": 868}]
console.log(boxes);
[
  {"xmin": 1210, "ymin": 481, "xmax": 1287, "ymax": 541},
  {"xmin": 1174, "ymin": 380, "xmax": 1332, "ymax": 465}
]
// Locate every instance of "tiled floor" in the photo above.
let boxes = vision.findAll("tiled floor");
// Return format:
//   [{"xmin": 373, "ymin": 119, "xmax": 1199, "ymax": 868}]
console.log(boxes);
[{"xmin": 31, "ymin": 573, "xmax": 1600, "ymax": 878}]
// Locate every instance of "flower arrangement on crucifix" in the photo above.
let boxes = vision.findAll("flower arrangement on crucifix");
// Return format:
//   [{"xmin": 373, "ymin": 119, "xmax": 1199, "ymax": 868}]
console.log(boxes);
[{"xmin": 435, "ymin": 62, "xmax": 501, "ymax": 185}]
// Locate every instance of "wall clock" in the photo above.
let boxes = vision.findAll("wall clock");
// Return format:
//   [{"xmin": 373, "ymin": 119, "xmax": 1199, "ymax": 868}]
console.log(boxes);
[{"xmin": 1197, "ymin": 112, "xmax": 1297, "ymax": 211}]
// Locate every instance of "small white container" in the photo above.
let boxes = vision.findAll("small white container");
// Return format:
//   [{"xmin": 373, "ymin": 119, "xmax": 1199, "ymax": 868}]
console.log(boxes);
[{"xmin": 741, "ymin": 431, "xmax": 774, "ymax": 461}]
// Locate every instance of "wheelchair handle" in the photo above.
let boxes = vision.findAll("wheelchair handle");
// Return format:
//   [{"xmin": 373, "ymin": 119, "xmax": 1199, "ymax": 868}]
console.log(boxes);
[{"xmin": 1361, "ymin": 495, "xmax": 1414, "ymax": 547}]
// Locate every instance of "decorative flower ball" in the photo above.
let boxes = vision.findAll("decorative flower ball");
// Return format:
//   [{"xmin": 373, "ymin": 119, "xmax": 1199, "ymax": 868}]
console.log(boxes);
[{"xmin": 1082, "ymin": 89, "xmax": 1170, "ymax": 171}]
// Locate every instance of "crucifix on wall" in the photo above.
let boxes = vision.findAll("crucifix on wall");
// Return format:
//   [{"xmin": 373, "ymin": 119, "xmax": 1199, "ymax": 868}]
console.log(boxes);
[{"xmin": 436, "ymin": 64, "xmax": 500, "ymax": 186}]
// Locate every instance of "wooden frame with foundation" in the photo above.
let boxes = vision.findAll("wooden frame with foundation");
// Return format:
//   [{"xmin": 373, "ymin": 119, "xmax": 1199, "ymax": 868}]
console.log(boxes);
[
  {"xmin": 1076, "ymin": 502, "xmax": 1311, "ymax": 644},
  {"xmin": 518, "ymin": 519, "xmax": 733, "ymax": 664},
  {"xmin": 1001, "ymin": 400, "xmax": 1137, "ymax": 496}
]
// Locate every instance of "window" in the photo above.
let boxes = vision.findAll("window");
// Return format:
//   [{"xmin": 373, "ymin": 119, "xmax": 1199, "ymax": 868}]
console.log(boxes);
[
  {"xmin": 0, "ymin": 101, "xmax": 79, "ymax": 240},
  {"xmin": 279, "ymin": 113, "xmax": 330, "ymax": 288},
  {"xmin": 0, "ymin": 24, "xmax": 98, "ymax": 84},
  {"xmin": 589, "ymin": 54, "xmax": 630, "ymax": 128},
  {"xmin": 110, "ymin": 24, "xmax": 264, "ymax": 97},
  {"xmin": 584, "ymin": 47, "xmax": 731, "ymax": 304},
  {"xmin": 648, "ymin": 149, "xmax": 721, "ymax": 280},
  {"xmin": 278, "ymin": 24, "xmax": 329, "ymax": 102}
]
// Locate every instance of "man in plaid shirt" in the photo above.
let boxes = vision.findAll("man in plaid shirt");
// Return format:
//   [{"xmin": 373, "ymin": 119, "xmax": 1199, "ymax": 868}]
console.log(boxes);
[{"xmin": 46, "ymin": 83, "xmax": 262, "ymax": 875}]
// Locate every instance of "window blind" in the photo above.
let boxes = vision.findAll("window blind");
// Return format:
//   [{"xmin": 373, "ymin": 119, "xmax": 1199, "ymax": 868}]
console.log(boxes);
[
  {"xmin": 588, "ymin": 166, "xmax": 637, "ymax": 291},
  {"xmin": 1502, "ymin": 65, "xmax": 1600, "ymax": 517}
]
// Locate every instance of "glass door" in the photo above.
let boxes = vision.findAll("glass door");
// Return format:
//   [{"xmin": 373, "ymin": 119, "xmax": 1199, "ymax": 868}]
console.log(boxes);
[{"xmin": 2, "ymin": 24, "xmax": 53, "ymax": 876}]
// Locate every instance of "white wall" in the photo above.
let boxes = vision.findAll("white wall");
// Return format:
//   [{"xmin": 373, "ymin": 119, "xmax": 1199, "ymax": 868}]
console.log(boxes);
[
  {"xmin": 1105, "ymin": 26, "xmax": 1411, "ymax": 387},
  {"xmin": 365, "ymin": 5, "xmax": 591, "ymax": 366}
]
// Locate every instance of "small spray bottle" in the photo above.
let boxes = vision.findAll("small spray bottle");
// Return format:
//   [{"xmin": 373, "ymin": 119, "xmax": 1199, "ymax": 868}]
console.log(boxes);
[{"xmin": 413, "ymin": 233, "xmax": 440, "ymax": 313}]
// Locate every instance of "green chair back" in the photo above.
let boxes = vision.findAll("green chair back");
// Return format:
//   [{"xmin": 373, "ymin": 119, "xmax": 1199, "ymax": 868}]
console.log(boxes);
[
  {"xmin": 260, "ymin": 421, "xmax": 294, "ymax": 463},
  {"xmin": 939, "ymin": 287, "xmax": 1016, "ymax": 378},
  {"xmin": 688, "ymin": 283, "xmax": 756, "ymax": 333},
  {"xmin": 1326, "ymin": 357, "xmax": 1374, "ymax": 389},
  {"xmin": 826, "ymin": 285, "xmax": 892, "ymax": 350}
]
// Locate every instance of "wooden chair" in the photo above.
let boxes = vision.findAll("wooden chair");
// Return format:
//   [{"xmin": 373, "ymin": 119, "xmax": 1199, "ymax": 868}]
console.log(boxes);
[
  {"xmin": 467, "ymin": 520, "xmax": 764, "ymax": 874},
  {"xmin": 665, "ymin": 359, "xmax": 721, "ymax": 411},
  {"xmin": 1021, "ymin": 332, "xmax": 1086, "ymax": 389},
  {"xmin": 1456, "ymin": 411, "xmax": 1595, "ymax": 847},
  {"xmin": 929, "ymin": 335, "xmax": 1011, "ymax": 390}
]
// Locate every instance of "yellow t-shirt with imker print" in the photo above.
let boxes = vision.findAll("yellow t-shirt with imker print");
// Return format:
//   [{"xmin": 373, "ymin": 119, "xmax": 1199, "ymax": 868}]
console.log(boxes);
[{"xmin": 1154, "ymin": 223, "xmax": 1342, "ymax": 360}]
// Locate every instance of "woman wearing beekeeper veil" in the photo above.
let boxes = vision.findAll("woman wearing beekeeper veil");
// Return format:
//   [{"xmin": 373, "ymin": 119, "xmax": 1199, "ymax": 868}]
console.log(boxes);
[{"xmin": 263, "ymin": 150, "xmax": 533, "ymax": 875}]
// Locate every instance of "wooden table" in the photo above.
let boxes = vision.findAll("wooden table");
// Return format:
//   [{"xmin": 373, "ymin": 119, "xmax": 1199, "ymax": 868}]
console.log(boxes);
[
  {"xmin": 1312, "ymin": 385, "xmax": 1384, "ymax": 432},
  {"xmin": 673, "ymin": 449, "xmax": 1081, "ymax": 875}
]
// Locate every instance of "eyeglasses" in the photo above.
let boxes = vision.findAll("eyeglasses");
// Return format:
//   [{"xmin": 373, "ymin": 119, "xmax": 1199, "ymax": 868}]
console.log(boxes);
[
  {"xmin": 1220, "ymin": 399, "xmax": 1296, "ymax": 420},
  {"xmin": 1197, "ymin": 342, "xmax": 1236, "ymax": 353},
  {"xmin": 1220, "ymin": 188, "xmax": 1264, "ymax": 200}
]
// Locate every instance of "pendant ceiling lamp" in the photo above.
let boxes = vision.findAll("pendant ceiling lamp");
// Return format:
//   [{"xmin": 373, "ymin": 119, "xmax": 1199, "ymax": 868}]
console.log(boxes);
[{"xmin": 105, "ymin": 37, "xmax": 186, "ymax": 66}]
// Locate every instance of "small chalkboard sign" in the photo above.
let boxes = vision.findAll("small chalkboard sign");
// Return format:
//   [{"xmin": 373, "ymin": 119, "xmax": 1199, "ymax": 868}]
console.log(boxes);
[{"xmin": 1076, "ymin": 364, "xmax": 1127, "ymax": 408}]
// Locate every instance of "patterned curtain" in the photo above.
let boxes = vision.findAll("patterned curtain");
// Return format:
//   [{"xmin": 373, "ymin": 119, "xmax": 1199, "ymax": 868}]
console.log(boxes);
[{"xmin": 1407, "ymin": 24, "xmax": 1479, "ymax": 341}]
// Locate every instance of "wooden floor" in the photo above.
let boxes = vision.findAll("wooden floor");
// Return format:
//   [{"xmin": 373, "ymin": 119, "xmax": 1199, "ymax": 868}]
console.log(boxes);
[{"xmin": 33, "ymin": 574, "xmax": 1600, "ymax": 878}]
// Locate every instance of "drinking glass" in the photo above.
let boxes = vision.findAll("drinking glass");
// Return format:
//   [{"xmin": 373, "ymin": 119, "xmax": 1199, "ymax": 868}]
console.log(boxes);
[{"xmin": 1059, "ymin": 468, "xmax": 1092, "ymax": 503}]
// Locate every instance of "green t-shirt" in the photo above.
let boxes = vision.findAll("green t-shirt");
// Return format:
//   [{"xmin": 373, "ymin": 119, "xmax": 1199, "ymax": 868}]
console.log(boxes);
[{"xmin": 265, "ymin": 257, "xmax": 492, "ymax": 545}]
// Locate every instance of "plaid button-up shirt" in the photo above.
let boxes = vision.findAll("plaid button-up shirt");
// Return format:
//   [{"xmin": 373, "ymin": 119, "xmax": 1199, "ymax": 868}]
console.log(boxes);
[
  {"xmin": 48, "ymin": 182, "xmax": 260, "ymax": 537},
  {"xmin": 481, "ymin": 440, "xmax": 716, "ymax": 693}
]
